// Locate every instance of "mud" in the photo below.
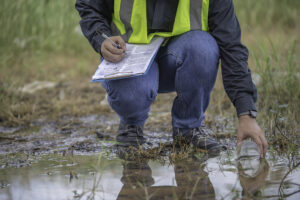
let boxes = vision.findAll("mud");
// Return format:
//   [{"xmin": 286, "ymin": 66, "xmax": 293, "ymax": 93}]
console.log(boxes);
[{"xmin": 0, "ymin": 92, "xmax": 299, "ymax": 199}]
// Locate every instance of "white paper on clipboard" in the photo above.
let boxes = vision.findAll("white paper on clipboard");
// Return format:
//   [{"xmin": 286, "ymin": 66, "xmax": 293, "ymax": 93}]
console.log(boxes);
[{"xmin": 92, "ymin": 37, "xmax": 164, "ymax": 81}]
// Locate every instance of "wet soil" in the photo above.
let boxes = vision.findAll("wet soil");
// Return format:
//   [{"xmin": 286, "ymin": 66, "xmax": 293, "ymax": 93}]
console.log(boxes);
[
  {"xmin": 0, "ymin": 87, "xmax": 299, "ymax": 199},
  {"xmin": 0, "ymin": 110, "xmax": 299, "ymax": 200}
]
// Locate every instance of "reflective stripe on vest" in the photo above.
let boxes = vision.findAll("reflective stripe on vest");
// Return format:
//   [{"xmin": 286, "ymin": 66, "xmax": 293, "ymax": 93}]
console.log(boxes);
[{"xmin": 112, "ymin": 0, "xmax": 209, "ymax": 44}]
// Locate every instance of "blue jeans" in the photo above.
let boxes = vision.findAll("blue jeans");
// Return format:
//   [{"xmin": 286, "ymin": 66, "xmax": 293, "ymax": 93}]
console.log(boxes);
[{"xmin": 101, "ymin": 30, "xmax": 219, "ymax": 129}]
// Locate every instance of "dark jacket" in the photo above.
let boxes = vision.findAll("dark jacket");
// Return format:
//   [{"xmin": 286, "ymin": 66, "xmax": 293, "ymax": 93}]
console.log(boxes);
[{"xmin": 75, "ymin": 0, "xmax": 258, "ymax": 116}]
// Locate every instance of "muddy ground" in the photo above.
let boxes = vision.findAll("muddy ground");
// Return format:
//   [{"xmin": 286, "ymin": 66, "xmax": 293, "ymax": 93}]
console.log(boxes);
[
  {"xmin": 0, "ymin": 80, "xmax": 299, "ymax": 200},
  {"xmin": 0, "ymin": 79, "xmax": 236, "ymax": 160}
]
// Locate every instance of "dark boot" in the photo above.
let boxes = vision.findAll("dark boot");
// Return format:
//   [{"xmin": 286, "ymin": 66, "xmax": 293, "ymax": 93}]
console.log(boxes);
[
  {"xmin": 116, "ymin": 122, "xmax": 146, "ymax": 146},
  {"xmin": 173, "ymin": 125, "xmax": 227, "ymax": 153}
]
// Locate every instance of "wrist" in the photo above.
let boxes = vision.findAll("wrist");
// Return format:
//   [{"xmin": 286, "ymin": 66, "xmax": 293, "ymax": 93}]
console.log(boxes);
[
  {"xmin": 238, "ymin": 114, "xmax": 254, "ymax": 121},
  {"xmin": 238, "ymin": 115, "xmax": 258, "ymax": 126},
  {"xmin": 238, "ymin": 110, "xmax": 257, "ymax": 118}
]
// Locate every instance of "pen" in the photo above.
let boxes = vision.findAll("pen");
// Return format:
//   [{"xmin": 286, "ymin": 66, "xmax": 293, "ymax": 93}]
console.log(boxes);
[{"xmin": 96, "ymin": 30, "xmax": 122, "ymax": 49}]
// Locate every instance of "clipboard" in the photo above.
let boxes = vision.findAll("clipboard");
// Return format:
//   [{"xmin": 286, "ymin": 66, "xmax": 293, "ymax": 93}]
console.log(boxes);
[{"xmin": 91, "ymin": 37, "xmax": 164, "ymax": 82}]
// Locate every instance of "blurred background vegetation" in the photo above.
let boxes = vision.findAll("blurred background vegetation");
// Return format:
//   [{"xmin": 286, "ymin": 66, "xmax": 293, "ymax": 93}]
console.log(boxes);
[{"xmin": 0, "ymin": 0, "xmax": 299, "ymax": 152}]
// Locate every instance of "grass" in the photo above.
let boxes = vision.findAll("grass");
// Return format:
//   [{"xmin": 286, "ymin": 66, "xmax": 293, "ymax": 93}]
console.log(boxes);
[{"xmin": 0, "ymin": 0, "xmax": 299, "ymax": 155}]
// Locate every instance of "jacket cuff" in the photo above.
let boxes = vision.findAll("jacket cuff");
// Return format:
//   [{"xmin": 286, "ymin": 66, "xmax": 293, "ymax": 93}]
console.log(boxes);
[
  {"xmin": 92, "ymin": 30, "xmax": 112, "ymax": 56},
  {"xmin": 234, "ymin": 94, "xmax": 257, "ymax": 116}
]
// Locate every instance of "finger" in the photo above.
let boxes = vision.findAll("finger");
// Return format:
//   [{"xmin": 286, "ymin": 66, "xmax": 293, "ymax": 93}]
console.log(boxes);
[
  {"xmin": 236, "ymin": 136, "xmax": 244, "ymax": 155},
  {"xmin": 104, "ymin": 41, "xmax": 124, "ymax": 55},
  {"xmin": 112, "ymin": 36, "xmax": 126, "ymax": 50},
  {"xmin": 260, "ymin": 134, "xmax": 268, "ymax": 157},
  {"xmin": 236, "ymin": 130, "xmax": 244, "ymax": 148},
  {"xmin": 103, "ymin": 51, "xmax": 123, "ymax": 63},
  {"xmin": 237, "ymin": 137, "xmax": 242, "ymax": 148},
  {"xmin": 253, "ymin": 136, "xmax": 264, "ymax": 158},
  {"xmin": 102, "ymin": 48, "xmax": 124, "ymax": 63}
]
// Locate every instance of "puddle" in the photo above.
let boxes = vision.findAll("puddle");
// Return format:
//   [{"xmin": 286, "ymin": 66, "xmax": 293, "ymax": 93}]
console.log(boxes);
[
  {"xmin": 0, "ymin": 114, "xmax": 299, "ymax": 199},
  {"xmin": 0, "ymin": 148, "xmax": 299, "ymax": 200}
]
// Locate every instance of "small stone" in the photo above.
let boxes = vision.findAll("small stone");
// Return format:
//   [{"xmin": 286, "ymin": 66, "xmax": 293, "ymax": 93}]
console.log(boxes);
[
  {"xmin": 100, "ymin": 94, "xmax": 109, "ymax": 106},
  {"xmin": 95, "ymin": 130, "xmax": 113, "ymax": 139},
  {"xmin": 20, "ymin": 81, "xmax": 56, "ymax": 94},
  {"xmin": 252, "ymin": 73, "xmax": 261, "ymax": 85}
]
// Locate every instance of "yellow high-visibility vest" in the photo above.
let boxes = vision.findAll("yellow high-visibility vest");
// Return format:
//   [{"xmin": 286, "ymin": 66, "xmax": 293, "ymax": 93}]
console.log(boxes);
[{"xmin": 111, "ymin": 0, "xmax": 209, "ymax": 44}]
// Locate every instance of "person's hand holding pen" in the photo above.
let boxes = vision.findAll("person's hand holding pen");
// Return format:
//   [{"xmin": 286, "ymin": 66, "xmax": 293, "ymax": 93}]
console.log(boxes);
[{"xmin": 100, "ymin": 32, "xmax": 126, "ymax": 63}]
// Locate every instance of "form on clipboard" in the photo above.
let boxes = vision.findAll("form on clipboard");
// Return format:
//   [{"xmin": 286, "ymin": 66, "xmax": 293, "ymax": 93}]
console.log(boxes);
[{"xmin": 91, "ymin": 37, "xmax": 164, "ymax": 81}]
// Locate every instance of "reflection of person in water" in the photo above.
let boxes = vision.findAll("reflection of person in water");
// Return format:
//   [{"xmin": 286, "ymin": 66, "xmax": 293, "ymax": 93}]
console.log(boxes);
[
  {"xmin": 238, "ymin": 158, "xmax": 269, "ymax": 199},
  {"xmin": 116, "ymin": 156, "xmax": 215, "ymax": 200}
]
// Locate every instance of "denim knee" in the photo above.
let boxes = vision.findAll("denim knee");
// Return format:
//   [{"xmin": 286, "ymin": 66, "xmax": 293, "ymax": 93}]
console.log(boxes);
[
  {"xmin": 181, "ymin": 31, "xmax": 219, "ymax": 83},
  {"xmin": 100, "ymin": 61, "xmax": 159, "ymax": 125},
  {"xmin": 103, "ymin": 77, "xmax": 157, "ymax": 107}
]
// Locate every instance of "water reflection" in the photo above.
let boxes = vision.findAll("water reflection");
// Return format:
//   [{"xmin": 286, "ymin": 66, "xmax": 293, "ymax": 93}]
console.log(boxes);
[
  {"xmin": 0, "ymin": 150, "xmax": 299, "ymax": 200},
  {"xmin": 236, "ymin": 140, "xmax": 270, "ymax": 199},
  {"xmin": 238, "ymin": 158, "xmax": 269, "ymax": 199},
  {"xmin": 117, "ymin": 155, "xmax": 215, "ymax": 199}
]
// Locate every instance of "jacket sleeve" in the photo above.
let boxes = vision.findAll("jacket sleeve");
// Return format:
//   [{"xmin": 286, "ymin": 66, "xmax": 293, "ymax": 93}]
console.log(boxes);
[
  {"xmin": 208, "ymin": 0, "xmax": 258, "ymax": 116},
  {"xmin": 75, "ymin": 0, "xmax": 113, "ymax": 54}
]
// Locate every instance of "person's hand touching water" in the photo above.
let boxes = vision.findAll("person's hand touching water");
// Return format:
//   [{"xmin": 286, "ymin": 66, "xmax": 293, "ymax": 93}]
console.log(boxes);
[
  {"xmin": 101, "ymin": 36, "xmax": 126, "ymax": 63},
  {"xmin": 237, "ymin": 115, "xmax": 268, "ymax": 158}
]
